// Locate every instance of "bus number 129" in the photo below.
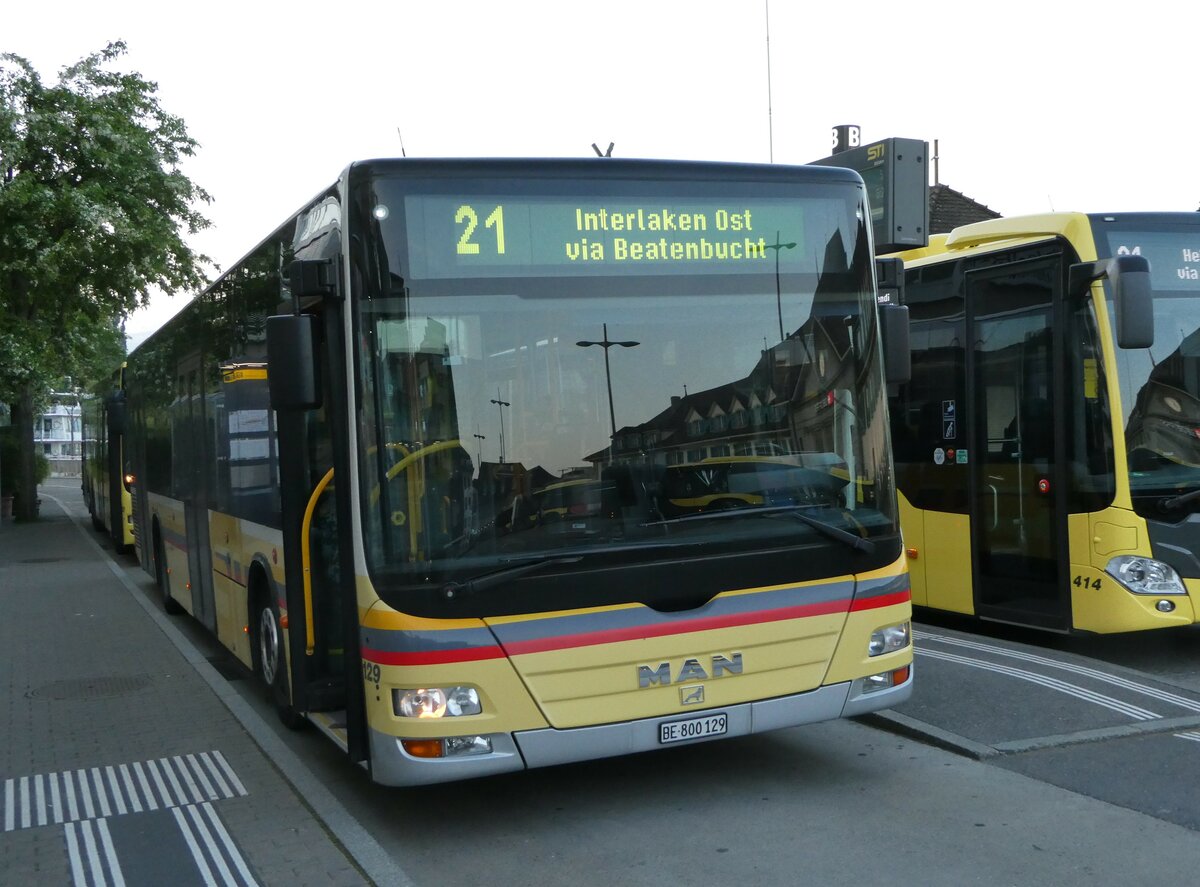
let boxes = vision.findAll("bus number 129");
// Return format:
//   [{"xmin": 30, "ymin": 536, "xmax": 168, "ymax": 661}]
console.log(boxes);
[{"xmin": 456, "ymin": 204, "xmax": 506, "ymax": 256}]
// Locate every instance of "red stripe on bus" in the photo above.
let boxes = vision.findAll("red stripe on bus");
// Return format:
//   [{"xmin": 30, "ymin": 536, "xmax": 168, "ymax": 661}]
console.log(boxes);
[
  {"xmin": 500, "ymin": 598, "xmax": 852, "ymax": 656},
  {"xmin": 363, "ymin": 645, "xmax": 507, "ymax": 666},
  {"xmin": 848, "ymin": 590, "xmax": 911, "ymax": 611},
  {"xmin": 361, "ymin": 589, "xmax": 909, "ymax": 666}
]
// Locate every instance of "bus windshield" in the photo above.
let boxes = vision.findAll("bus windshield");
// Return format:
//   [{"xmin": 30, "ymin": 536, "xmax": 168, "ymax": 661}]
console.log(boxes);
[
  {"xmin": 1094, "ymin": 216, "xmax": 1200, "ymax": 514},
  {"xmin": 351, "ymin": 166, "xmax": 896, "ymax": 615}
]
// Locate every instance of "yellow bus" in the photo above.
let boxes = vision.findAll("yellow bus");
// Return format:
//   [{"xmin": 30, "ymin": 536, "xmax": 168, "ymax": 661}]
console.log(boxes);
[
  {"xmin": 887, "ymin": 212, "xmax": 1200, "ymax": 633},
  {"xmin": 124, "ymin": 158, "xmax": 912, "ymax": 785},
  {"xmin": 661, "ymin": 454, "xmax": 854, "ymax": 515},
  {"xmin": 81, "ymin": 368, "xmax": 135, "ymax": 553}
]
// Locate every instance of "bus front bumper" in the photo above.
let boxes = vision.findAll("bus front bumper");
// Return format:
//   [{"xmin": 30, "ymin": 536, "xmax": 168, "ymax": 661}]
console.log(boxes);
[{"xmin": 367, "ymin": 669, "xmax": 913, "ymax": 787}]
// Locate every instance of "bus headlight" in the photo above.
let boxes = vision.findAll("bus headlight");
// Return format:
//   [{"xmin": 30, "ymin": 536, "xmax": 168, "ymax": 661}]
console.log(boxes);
[
  {"xmin": 868, "ymin": 622, "xmax": 910, "ymax": 656},
  {"xmin": 393, "ymin": 687, "xmax": 482, "ymax": 718},
  {"xmin": 860, "ymin": 665, "xmax": 911, "ymax": 694},
  {"xmin": 1105, "ymin": 556, "xmax": 1186, "ymax": 596},
  {"xmin": 402, "ymin": 735, "xmax": 494, "ymax": 758}
]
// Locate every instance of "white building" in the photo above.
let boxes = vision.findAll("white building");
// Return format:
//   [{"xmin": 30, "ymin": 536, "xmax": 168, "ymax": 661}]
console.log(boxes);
[{"xmin": 34, "ymin": 393, "xmax": 84, "ymax": 477}]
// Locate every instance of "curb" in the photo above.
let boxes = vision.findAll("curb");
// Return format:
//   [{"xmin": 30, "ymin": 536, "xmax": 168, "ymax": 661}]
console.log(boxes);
[{"xmin": 856, "ymin": 710, "xmax": 1001, "ymax": 760}]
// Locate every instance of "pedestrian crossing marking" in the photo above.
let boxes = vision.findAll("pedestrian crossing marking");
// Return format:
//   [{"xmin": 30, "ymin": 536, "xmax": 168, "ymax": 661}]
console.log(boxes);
[
  {"xmin": 3, "ymin": 751, "xmax": 245, "ymax": 832},
  {"xmin": 3, "ymin": 751, "xmax": 257, "ymax": 887}
]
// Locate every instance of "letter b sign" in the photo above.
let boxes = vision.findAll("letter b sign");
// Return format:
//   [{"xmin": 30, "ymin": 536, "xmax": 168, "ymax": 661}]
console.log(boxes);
[{"xmin": 832, "ymin": 125, "xmax": 861, "ymax": 155}]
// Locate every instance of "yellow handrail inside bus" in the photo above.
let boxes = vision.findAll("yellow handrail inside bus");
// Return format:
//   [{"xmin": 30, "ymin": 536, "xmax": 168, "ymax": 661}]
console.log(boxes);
[
  {"xmin": 385, "ymin": 440, "xmax": 461, "ymax": 560},
  {"xmin": 301, "ymin": 467, "xmax": 336, "ymax": 656},
  {"xmin": 384, "ymin": 439, "xmax": 461, "ymax": 481},
  {"xmin": 300, "ymin": 440, "xmax": 461, "ymax": 654}
]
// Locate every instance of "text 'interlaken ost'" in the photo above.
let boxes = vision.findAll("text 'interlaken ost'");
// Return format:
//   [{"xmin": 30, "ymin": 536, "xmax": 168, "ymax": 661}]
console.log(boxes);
[{"xmin": 567, "ymin": 207, "xmax": 770, "ymax": 263}]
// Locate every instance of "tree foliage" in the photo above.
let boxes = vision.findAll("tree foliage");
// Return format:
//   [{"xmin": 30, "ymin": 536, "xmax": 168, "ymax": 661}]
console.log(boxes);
[{"xmin": 0, "ymin": 41, "xmax": 212, "ymax": 518}]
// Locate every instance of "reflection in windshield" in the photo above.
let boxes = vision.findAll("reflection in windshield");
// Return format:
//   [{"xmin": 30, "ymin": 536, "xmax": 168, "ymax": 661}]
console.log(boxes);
[
  {"xmin": 1101, "ymin": 225, "xmax": 1200, "ymax": 509},
  {"xmin": 1123, "ymin": 320, "xmax": 1200, "ymax": 510},
  {"xmin": 353, "ymin": 178, "xmax": 896, "ymax": 606}
]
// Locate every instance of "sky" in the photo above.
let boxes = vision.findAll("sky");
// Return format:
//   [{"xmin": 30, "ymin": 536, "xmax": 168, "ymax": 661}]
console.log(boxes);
[{"xmin": 7, "ymin": 0, "xmax": 1198, "ymax": 348}]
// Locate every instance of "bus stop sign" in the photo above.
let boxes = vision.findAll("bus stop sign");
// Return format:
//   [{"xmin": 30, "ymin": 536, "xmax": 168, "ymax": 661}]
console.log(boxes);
[{"xmin": 813, "ymin": 136, "xmax": 929, "ymax": 254}]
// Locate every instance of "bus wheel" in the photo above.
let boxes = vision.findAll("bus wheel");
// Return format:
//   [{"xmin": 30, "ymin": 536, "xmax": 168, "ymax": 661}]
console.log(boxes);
[
  {"xmin": 255, "ymin": 596, "xmax": 305, "ymax": 730},
  {"xmin": 155, "ymin": 530, "xmax": 184, "ymax": 615}
]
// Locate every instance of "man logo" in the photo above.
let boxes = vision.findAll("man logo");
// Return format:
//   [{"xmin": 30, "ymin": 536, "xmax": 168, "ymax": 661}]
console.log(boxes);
[
  {"xmin": 680, "ymin": 685, "xmax": 705, "ymax": 705},
  {"xmin": 637, "ymin": 653, "xmax": 743, "ymax": 688}
]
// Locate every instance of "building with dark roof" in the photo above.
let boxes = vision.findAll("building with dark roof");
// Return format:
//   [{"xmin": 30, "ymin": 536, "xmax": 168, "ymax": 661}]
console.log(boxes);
[{"xmin": 928, "ymin": 183, "xmax": 1001, "ymax": 234}]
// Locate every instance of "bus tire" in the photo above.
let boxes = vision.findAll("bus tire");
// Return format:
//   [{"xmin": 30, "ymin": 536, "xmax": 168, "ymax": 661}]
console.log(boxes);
[
  {"xmin": 254, "ymin": 591, "xmax": 306, "ymax": 730},
  {"xmin": 155, "ymin": 527, "xmax": 184, "ymax": 615}
]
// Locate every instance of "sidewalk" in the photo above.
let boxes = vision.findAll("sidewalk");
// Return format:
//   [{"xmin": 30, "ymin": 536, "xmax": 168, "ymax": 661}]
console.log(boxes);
[{"xmin": 0, "ymin": 482, "xmax": 397, "ymax": 886}]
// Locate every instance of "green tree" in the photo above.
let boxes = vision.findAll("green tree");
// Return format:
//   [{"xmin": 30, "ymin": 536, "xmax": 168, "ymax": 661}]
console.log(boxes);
[{"xmin": 1, "ymin": 41, "xmax": 210, "ymax": 519}]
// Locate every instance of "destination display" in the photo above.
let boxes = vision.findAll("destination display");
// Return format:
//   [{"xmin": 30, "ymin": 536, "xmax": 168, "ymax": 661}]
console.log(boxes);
[
  {"xmin": 1099, "ymin": 229, "xmax": 1200, "ymax": 291},
  {"xmin": 403, "ymin": 195, "xmax": 816, "ymax": 279}
]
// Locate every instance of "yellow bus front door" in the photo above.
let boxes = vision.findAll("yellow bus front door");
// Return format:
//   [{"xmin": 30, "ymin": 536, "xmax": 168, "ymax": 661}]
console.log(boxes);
[{"xmin": 967, "ymin": 258, "xmax": 1070, "ymax": 631}]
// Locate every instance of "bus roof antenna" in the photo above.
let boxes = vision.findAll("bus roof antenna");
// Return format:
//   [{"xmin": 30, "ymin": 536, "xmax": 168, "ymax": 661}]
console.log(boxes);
[
  {"xmin": 592, "ymin": 142, "xmax": 614, "ymax": 158},
  {"xmin": 765, "ymin": 0, "xmax": 774, "ymax": 163},
  {"xmin": 397, "ymin": 128, "xmax": 407, "ymax": 158}
]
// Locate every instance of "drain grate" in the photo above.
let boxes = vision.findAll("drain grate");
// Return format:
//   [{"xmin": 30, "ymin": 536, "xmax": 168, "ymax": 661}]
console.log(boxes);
[{"xmin": 29, "ymin": 675, "xmax": 154, "ymax": 700}]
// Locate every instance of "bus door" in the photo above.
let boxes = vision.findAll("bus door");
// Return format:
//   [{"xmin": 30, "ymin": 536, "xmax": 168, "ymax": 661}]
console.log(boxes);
[
  {"xmin": 966, "ymin": 257, "xmax": 1070, "ymax": 630},
  {"xmin": 104, "ymin": 393, "xmax": 126, "ymax": 547},
  {"xmin": 271, "ymin": 300, "xmax": 366, "ymax": 760},
  {"xmin": 299, "ymin": 330, "xmax": 345, "ymax": 708},
  {"xmin": 179, "ymin": 357, "xmax": 217, "ymax": 630}
]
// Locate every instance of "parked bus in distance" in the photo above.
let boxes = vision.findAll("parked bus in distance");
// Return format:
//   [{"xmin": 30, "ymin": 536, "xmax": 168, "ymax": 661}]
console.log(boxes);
[
  {"xmin": 123, "ymin": 158, "xmax": 912, "ymax": 785},
  {"xmin": 81, "ymin": 366, "xmax": 134, "ymax": 553},
  {"xmin": 886, "ymin": 212, "xmax": 1200, "ymax": 633}
]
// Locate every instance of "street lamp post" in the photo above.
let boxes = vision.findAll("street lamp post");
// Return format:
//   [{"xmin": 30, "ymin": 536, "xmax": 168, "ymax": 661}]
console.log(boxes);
[
  {"xmin": 489, "ymin": 391, "xmax": 510, "ymax": 463},
  {"xmin": 576, "ymin": 323, "xmax": 640, "ymax": 442},
  {"xmin": 765, "ymin": 231, "xmax": 797, "ymax": 341}
]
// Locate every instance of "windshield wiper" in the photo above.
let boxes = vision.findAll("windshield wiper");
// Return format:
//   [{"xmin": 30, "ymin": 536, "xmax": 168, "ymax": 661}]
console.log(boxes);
[
  {"xmin": 440, "ymin": 555, "xmax": 582, "ymax": 600},
  {"xmin": 782, "ymin": 508, "xmax": 876, "ymax": 554},
  {"xmin": 1162, "ymin": 487, "xmax": 1200, "ymax": 511},
  {"xmin": 644, "ymin": 505, "xmax": 875, "ymax": 554}
]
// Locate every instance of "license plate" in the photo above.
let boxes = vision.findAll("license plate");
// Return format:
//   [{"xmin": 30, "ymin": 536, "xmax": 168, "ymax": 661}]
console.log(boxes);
[{"xmin": 659, "ymin": 713, "xmax": 728, "ymax": 744}]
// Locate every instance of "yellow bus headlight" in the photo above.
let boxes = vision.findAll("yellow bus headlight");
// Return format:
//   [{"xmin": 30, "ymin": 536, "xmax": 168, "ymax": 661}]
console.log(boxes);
[
  {"xmin": 868, "ymin": 622, "xmax": 911, "ymax": 657},
  {"xmin": 393, "ymin": 686, "xmax": 482, "ymax": 718},
  {"xmin": 1105, "ymin": 556, "xmax": 1186, "ymax": 596}
]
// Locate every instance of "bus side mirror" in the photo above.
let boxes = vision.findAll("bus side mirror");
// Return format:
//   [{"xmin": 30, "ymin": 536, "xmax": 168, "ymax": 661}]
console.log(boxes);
[
  {"xmin": 106, "ymin": 397, "xmax": 127, "ymax": 436},
  {"xmin": 1109, "ymin": 255, "xmax": 1154, "ymax": 349},
  {"xmin": 879, "ymin": 303, "xmax": 911, "ymax": 384},
  {"xmin": 289, "ymin": 258, "xmax": 338, "ymax": 298},
  {"xmin": 266, "ymin": 314, "xmax": 322, "ymax": 411},
  {"xmin": 1069, "ymin": 255, "xmax": 1154, "ymax": 349}
]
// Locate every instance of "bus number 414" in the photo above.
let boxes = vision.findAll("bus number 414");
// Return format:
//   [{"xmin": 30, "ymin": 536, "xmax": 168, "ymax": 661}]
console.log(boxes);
[{"xmin": 1072, "ymin": 575, "xmax": 1102, "ymax": 590}]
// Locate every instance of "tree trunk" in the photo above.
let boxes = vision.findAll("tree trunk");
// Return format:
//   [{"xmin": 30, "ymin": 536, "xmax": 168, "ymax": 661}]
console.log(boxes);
[{"xmin": 13, "ymin": 385, "xmax": 39, "ymax": 521}]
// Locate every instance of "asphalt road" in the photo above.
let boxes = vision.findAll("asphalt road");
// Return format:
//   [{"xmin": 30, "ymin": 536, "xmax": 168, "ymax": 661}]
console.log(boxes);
[{"xmin": 902, "ymin": 609, "xmax": 1200, "ymax": 833}]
